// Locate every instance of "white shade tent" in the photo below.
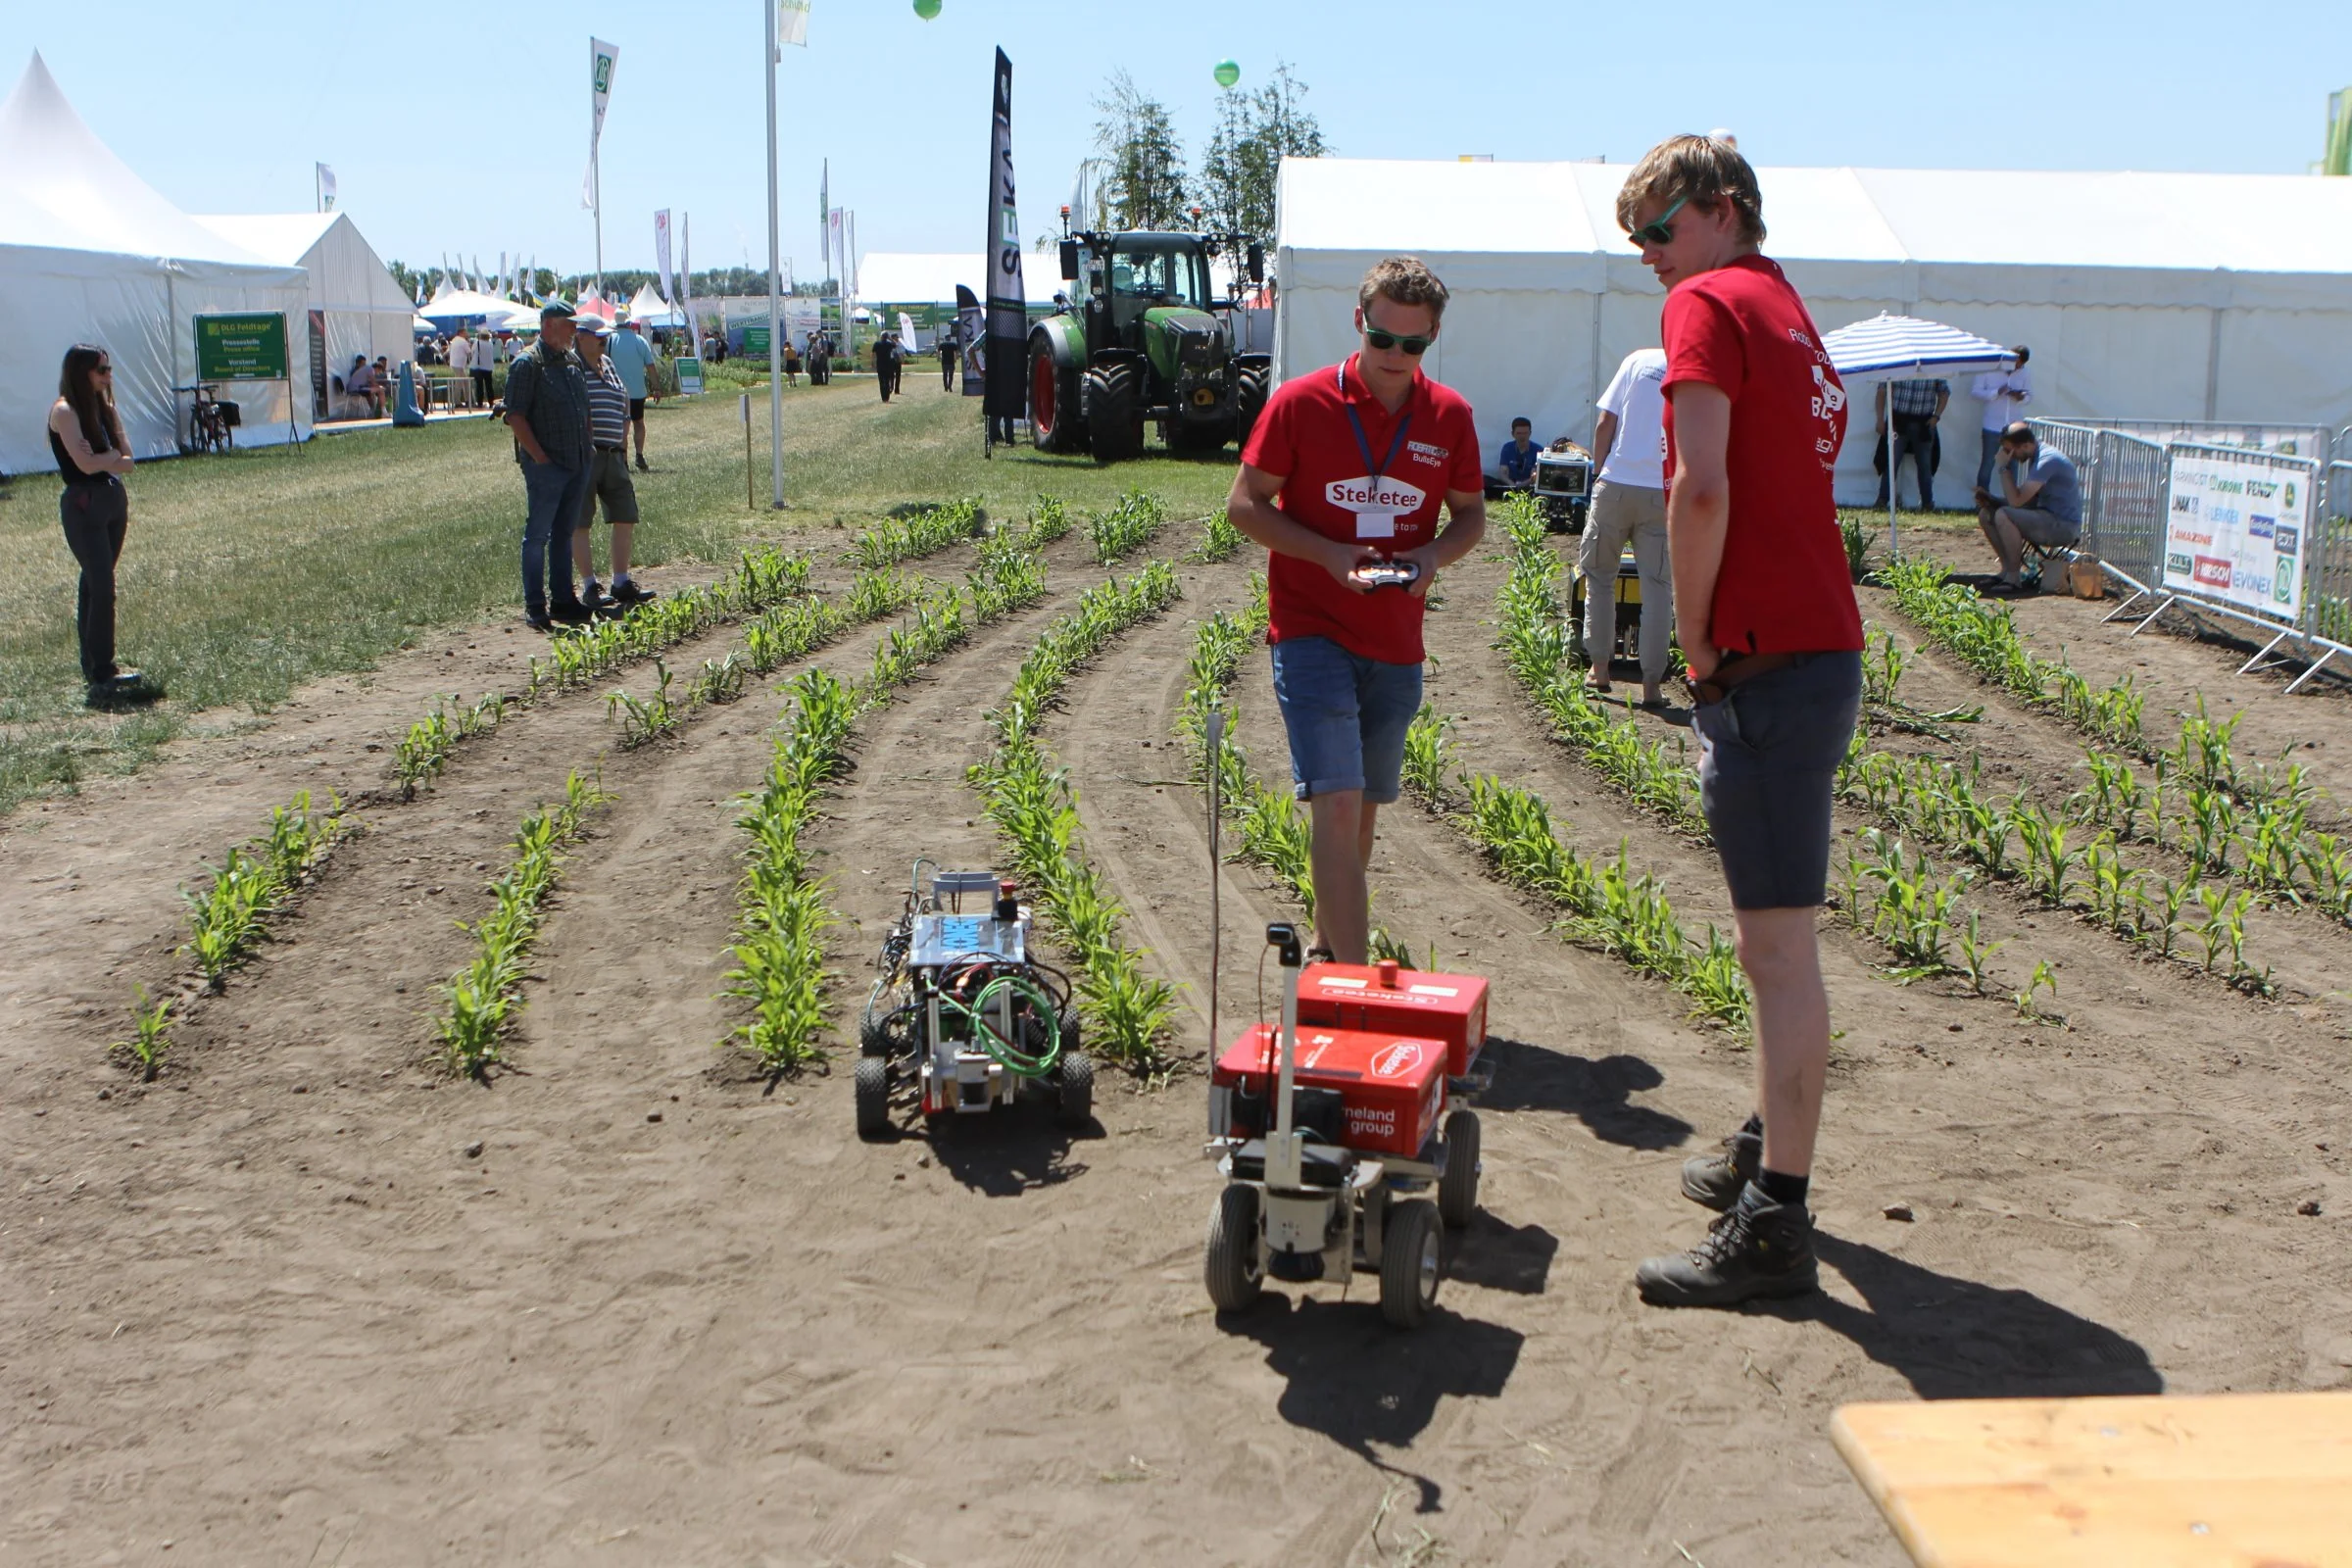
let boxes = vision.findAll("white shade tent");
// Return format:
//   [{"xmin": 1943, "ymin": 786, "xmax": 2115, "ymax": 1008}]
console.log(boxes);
[
  {"xmin": 1822, "ymin": 314, "xmax": 2016, "ymax": 554},
  {"xmin": 1273, "ymin": 158, "xmax": 2352, "ymax": 504},
  {"xmin": 622, "ymin": 281, "xmax": 684, "ymax": 327},
  {"xmin": 0, "ymin": 53, "xmax": 309, "ymax": 473},
  {"xmin": 194, "ymin": 213, "xmax": 416, "ymax": 419}
]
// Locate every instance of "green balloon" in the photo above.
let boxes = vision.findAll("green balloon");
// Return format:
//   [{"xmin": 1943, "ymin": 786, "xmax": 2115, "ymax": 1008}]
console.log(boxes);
[
  {"xmin": 913, "ymin": 0, "xmax": 940, "ymax": 17},
  {"xmin": 1213, "ymin": 59, "xmax": 1240, "ymax": 88}
]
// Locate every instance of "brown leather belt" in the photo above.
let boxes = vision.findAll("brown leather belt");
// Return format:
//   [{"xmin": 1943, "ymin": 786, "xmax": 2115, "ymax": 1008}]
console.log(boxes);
[{"xmin": 1684, "ymin": 651, "xmax": 1800, "ymax": 707}]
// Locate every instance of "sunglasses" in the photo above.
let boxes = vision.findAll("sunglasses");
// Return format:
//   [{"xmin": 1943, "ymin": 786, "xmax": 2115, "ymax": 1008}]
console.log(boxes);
[
  {"xmin": 93, "ymin": 364, "xmax": 114, "ymax": 375},
  {"xmin": 1361, "ymin": 321, "xmax": 1432, "ymax": 356},
  {"xmin": 1627, "ymin": 196, "xmax": 1690, "ymax": 248}
]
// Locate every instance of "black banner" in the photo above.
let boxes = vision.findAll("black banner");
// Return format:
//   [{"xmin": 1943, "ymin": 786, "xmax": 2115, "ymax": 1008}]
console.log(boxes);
[
  {"xmin": 983, "ymin": 47, "xmax": 1026, "ymax": 421},
  {"xmin": 956, "ymin": 284, "xmax": 985, "ymax": 398}
]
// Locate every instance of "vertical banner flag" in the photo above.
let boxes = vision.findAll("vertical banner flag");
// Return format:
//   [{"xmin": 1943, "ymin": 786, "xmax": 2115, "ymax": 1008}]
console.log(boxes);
[
  {"xmin": 583, "ymin": 38, "xmax": 618, "ymax": 209},
  {"xmin": 316, "ymin": 163, "xmax": 336, "ymax": 213},
  {"xmin": 819, "ymin": 158, "xmax": 830, "ymax": 288},
  {"xmin": 778, "ymin": 0, "xmax": 811, "ymax": 50},
  {"xmin": 956, "ymin": 284, "xmax": 986, "ymax": 397},
  {"xmin": 655, "ymin": 210, "xmax": 674, "ymax": 306},
  {"xmin": 983, "ymin": 49, "xmax": 1026, "ymax": 423},
  {"xmin": 828, "ymin": 208, "xmax": 845, "ymax": 286}
]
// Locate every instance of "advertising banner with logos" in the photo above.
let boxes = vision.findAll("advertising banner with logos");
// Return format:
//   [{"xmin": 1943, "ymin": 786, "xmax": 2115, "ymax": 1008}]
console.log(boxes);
[{"xmin": 2162, "ymin": 446, "xmax": 2319, "ymax": 624}]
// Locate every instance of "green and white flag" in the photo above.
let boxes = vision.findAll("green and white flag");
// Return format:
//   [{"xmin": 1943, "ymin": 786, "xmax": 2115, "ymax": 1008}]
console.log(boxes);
[
  {"xmin": 583, "ymin": 37, "xmax": 619, "ymax": 209},
  {"xmin": 778, "ymin": 0, "xmax": 810, "ymax": 51}
]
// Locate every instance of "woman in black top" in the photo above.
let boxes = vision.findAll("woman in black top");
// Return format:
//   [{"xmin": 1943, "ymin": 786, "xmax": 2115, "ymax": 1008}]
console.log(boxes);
[{"xmin": 48, "ymin": 344, "xmax": 143, "ymax": 703}]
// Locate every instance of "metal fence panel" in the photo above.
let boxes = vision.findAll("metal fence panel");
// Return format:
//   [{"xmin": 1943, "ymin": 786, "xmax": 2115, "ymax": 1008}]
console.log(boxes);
[
  {"xmin": 2060, "ymin": 417, "xmax": 2334, "ymax": 466},
  {"xmin": 2094, "ymin": 430, "xmax": 2169, "ymax": 591},
  {"xmin": 2315, "ymin": 460, "xmax": 2352, "ymax": 645}
]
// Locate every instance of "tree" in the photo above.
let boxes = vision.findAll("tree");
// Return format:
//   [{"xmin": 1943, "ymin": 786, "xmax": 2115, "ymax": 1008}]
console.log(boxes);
[
  {"xmin": 1200, "ymin": 64, "xmax": 1327, "ymax": 242},
  {"xmin": 1092, "ymin": 71, "xmax": 1189, "ymax": 231}
]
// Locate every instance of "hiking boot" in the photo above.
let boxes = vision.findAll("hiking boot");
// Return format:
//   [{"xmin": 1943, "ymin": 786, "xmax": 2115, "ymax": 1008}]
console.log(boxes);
[
  {"xmin": 549, "ymin": 602, "xmax": 594, "ymax": 627},
  {"xmin": 1636, "ymin": 1184, "xmax": 1819, "ymax": 1308},
  {"xmin": 610, "ymin": 579, "xmax": 656, "ymax": 606},
  {"xmin": 580, "ymin": 581, "xmax": 612, "ymax": 612},
  {"xmin": 1682, "ymin": 1118, "xmax": 1762, "ymax": 1211},
  {"xmin": 524, "ymin": 612, "xmax": 555, "ymax": 632}
]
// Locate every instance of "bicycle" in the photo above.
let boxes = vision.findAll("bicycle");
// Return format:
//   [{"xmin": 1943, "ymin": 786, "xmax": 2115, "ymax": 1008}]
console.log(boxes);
[{"xmin": 182, "ymin": 383, "xmax": 235, "ymax": 455}]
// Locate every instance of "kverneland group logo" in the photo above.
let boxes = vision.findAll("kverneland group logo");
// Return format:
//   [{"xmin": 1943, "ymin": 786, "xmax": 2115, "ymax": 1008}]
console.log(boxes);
[{"xmin": 1368, "ymin": 1041, "xmax": 1424, "ymax": 1079}]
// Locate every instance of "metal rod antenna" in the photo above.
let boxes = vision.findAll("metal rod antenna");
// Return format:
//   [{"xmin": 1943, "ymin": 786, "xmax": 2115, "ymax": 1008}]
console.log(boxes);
[
  {"xmin": 1206, "ymin": 710, "xmax": 1224, "ymax": 1055},
  {"xmin": 762, "ymin": 0, "xmax": 785, "ymax": 509}
]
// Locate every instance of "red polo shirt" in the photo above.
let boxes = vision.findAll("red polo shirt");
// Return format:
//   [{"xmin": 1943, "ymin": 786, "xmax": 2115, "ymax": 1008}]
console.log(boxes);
[
  {"xmin": 1661, "ymin": 254, "xmax": 1864, "ymax": 659},
  {"xmin": 1242, "ymin": 354, "xmax": 1483, "ymax": 664}
]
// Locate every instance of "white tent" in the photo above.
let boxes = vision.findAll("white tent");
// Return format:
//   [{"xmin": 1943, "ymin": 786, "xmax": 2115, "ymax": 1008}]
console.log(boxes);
[
  {"xmin": 622, "ymin": 281, "xmax": 684, "ymax": 327},
  {"xmin": 1273, "ymin": 158, "xmax": 2352, "ymax": 504},
  {"xmin": 0, "ymin": 53, "xmax": 311, "ymax": 473},
  {"xmin": 418, "ymin": 286, "xmax": 538, "ymax": 330},
  {"xmin": 194, "ymin": 213, "xmax": 415, "ymax": 422}
]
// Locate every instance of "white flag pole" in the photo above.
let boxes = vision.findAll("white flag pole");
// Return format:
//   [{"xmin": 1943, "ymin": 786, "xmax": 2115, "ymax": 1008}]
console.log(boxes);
[{"xmin": 763, "ymin": 0, "xmax": 785, "ymax": 509}]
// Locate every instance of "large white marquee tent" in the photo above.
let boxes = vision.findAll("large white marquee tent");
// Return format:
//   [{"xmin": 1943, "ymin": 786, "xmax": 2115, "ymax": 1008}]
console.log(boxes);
[
  {"xmin": 195, "ymin": 212, "xmax": 416, "ymax": 420},
  {"xmin": 0, "ymin": 53, "xmax": 309, "ymax": 474},
  {"xmin": 1273, "ymin": 158, "xmax": 2352, "ymax": 502}
]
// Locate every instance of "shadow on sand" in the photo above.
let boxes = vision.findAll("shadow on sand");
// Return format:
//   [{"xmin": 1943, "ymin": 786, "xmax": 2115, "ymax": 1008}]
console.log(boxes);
[{"xmin": 1476, "ymin": 1037, "xmax": 1693, "ymax": 1151}]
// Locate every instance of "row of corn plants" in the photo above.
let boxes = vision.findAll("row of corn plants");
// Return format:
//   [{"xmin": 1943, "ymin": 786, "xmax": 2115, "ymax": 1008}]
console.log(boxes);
[
  {"xmin": 526, "ymin": 547, "xmax": 813, "ymax": 698},
  {"xmin": 1088, "ymin": 489, "xmax": 1172, "ymax": 564},
  {"xmin": 433, "ymin": 770, "xmax": 613, "ymax": 1077},
  {"xmin": 846, "ymin": 497, "xmax": 987, "ymax": 568},
  {"xmin": 969, "ymin": 563, "xmax": 1186, "ymax": 1064},
  {"xmin": 1189, "ymin": 508, "xmax": 1246, "ymax": 564},
  {"xmin": 1493, "ymin": 500, "xmax": 1707, "ymax": 830},
  {"xmin": 111, "ymin": 788, "xmax": 352, "ymax": 1076},
  {"xmin": 394, "ymin": 693, "xmax": 508, "ymax": 799},
  {"xmin": 722, "ymin": 539, "xmax": 1055, "ymax": 1070}
]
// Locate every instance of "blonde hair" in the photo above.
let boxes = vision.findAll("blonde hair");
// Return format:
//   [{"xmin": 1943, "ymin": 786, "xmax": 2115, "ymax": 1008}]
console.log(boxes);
[
  {"xmin": 1616, "ymin": 133, "xmax": 1766, "ymax": 246},
  {"xmin": 1358, "ymin": 256, "xmax": 1449, "ymax": 323}
]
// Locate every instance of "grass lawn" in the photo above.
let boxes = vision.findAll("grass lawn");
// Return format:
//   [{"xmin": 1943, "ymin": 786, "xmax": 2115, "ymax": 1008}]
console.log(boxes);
[{"xmin": 0, "ymin": 375, "xmax": 1241, "ymax": 817}]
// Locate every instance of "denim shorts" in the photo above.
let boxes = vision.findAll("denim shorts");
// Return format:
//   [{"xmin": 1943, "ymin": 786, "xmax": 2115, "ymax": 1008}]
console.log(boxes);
[
  {"xmin": 1693, "ymin": 651, "xmax": 1862, "ymax": 910},
  {"xmin": 1269, "ymin": 636, "xmax": 1422, "ymax": 804}
]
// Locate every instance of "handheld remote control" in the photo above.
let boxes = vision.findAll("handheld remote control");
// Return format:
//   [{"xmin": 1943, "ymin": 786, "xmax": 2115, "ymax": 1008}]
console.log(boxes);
[{"xmin": 1349, "ymin": 560, "xmax": 1422, "ymax": 589}]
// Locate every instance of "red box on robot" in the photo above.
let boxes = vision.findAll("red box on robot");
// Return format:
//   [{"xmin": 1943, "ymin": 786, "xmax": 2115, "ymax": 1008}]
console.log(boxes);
[
  {"xmin": 1295, "ymin": 961, "xmax": 1489, "ymax": 1078},
  {"xmin": 1211, "ymin": 1024, "xmax": 1447, "ymax": 1158}
]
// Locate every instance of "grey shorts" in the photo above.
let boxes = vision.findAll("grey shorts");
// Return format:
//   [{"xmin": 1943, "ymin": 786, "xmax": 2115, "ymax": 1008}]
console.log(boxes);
[
  {"xmin": 1999, "ymin": 506, "xmax": 2079, "ymax": 548},
  {"xmin": 1694, "ymin": 651, "xmax": 1863, "ymax": 910},
  {"xmin": 581, "ymin": 447, "xmax": 641, "ymax": 525}
]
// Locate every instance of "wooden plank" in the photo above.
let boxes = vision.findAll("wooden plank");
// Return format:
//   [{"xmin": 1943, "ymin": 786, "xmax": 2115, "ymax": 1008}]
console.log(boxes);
[{"xmin": 1834, "ymin": 1393, "xmax": 2352, "ymax": 1568}]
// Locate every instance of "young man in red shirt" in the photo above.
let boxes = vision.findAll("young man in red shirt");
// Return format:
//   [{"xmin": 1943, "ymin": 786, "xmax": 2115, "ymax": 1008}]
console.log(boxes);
[
  {"xmin": 1226, "ymin": 258, "xmax": 1488, "ymax": 963},
  {"xmin": 1619, "ymin": 136, "xmax": 1866, "ymax": 1308}
]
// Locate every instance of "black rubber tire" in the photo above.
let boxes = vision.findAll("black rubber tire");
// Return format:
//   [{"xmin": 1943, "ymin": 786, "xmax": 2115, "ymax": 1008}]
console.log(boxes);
[
  {"xmin": 1055, "ymin": 1051, "xmax": 1094, "ymax": 1128},
  {"xmin": 854, "ymin": 1054, "xmax": 891, "ymax": 1139},
  {"xmin": 1204, "ymin": 1183, "xmax": 1264, "ymax": 1313},
  {"xmin": 1030, "ymin": 341, "xmax": 1087, "ymax": 454},
  {"xmin": 1084, "ymin": 361, "xmax": 1145, "ymax": 463},
  {"xmin": 858, "ymin": 1008, "xmax": 892, "ymax": 1057},
  {"xmin": 1236, "ymin": 364, "xmax": 1269, "ymax": 449},
  {"xmin": 1380, "ymin": 1199, "xmax": 1443, "ymax": 1330},
  {"xmin": 1057, "ymin": 1004, "xmax": 1082, "ymax": 1058},
  {"xmin": 1438, "ymin": 1109, "xmax": 1481, "ymax": 1230}
]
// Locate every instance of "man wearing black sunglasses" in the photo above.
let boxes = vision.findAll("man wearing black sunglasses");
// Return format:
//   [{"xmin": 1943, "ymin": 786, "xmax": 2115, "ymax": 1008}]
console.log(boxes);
[
  {"xmin": 1226, "ymin": 257, "xmax": 1487, "ymax": 965},
  {"xmin": 1617, "ymin": 135, "xmax": 1865, "ymax": 1310}
]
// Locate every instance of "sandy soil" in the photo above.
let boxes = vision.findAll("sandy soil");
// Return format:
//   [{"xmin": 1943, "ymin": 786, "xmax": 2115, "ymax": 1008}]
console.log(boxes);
[{"xmin": 4, "ymin": 533, "xmax": 2349, "ymax": 1566}]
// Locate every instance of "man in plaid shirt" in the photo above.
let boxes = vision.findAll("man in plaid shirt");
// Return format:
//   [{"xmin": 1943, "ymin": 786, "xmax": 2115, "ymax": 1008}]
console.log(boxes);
[{"xmin": 1871, "ymin": 375, "xmax": 1948, "ymax": 511}]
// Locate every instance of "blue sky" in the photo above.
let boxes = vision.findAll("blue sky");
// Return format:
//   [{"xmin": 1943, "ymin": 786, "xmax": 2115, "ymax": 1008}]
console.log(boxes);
[{"xmin": 16, "ymin": 0, "xmax": 2349, "ymax": 282}]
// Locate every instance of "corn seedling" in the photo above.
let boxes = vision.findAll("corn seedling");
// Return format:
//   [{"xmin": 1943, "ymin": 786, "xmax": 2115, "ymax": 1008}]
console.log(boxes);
[
  {"xmin": 1956, "ymin": 911, "xmax": 2004, "ymax": 994},
  {"xmin": 1023, "ymin": 494, "xmax": 1073, "ymax": 543},
  {"xmin": 2011, "ymin": 802, "xmax": 2082, "ymax": 906},
  {"xmin": 1842, "ymin": 513, "xmax": 1875, "ymax": 582},
  {"xmin": 1087, "ymin": 489, "xmax": 1171, "ymax": 564},
  {"xmin": 434, "ymin": 771, "xmax": 612, "ymax": 1076},
  {"xmin": 846, "ymin": 497, "xmax": 987, "ymax": 567},
  {"xmin": 607, "ymin": 660, "xmax": 684, "ymax": 747},
  {"xmin": 179, "ymin": 790, "xmax": 347, "ymax": 989},
  {"xmin": 1862, "ymin": 629, "xmax": 1908, "ymax": 708},
  {"xmin": 694, "ymin": 652, "xmax": 750, "ymax": 706},
  {"xmin": 847, "ymin": 564, "xmax": 923, "ymax": 622},
  {"xmin": 2012, "ymin": 960, "xmax": 2061, "ymax": 1025},
  {"xmin": 1189, "ymin": 508, "xmax": 1246, "ymax": 564},
  {"xmin": 1849, "ymin": 829, "xmax": 1968, "ymax": 980},
  {"xmin": 111, "ymin": 986, "xmax": 172, "ymax": 1081},
  {"xmin": 1399, "ymin": 705, "xmax": 1459, "ymax": 808}
]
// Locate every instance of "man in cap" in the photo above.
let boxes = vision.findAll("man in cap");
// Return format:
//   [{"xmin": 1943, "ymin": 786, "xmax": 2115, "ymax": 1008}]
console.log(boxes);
[
  {"xmin": 502, "ymin": 302, "xmax": 595, "ymax": 628},
  {"xmin": 568, "ymin": 318, "xmax": 655, "ymax": 612}
]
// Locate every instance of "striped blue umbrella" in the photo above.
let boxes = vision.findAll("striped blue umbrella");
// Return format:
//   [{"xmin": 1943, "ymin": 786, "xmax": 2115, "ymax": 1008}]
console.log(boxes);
[{"xmin": 1825, "ymin": 314, "xmax": 2017, "ymax": 558}]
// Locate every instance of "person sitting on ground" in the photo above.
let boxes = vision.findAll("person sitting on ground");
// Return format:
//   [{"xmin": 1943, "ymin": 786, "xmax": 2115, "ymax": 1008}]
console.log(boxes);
[
  {"xmin": 1972, "ymin": 421, "xmax": 2081, "ymax": 594},
  {"xmin": 345, "ymin": 354, "xmax": 381, "ymax": 416},
  {"xmin": 1489, "ymin": 416, "xmax": 1541, "ymax": 494}
]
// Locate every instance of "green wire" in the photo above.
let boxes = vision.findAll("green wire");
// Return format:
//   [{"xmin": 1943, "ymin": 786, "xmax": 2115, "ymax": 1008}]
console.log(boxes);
[{"xmin": 936, "ymin": 970, "xmax": 1064, "ymax": 1078}]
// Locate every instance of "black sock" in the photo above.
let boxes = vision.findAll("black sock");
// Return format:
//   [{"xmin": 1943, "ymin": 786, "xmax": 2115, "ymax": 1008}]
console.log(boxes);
[{"xmin": 1757, "ymin": 1168, "xmax": 1809, "ymax": 1207}]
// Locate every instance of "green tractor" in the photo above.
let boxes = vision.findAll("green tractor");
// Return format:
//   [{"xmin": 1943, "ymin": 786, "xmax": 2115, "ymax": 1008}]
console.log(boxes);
[{"xmin": 1027, "ymin": 220, "xmax": 1269, "ymax": 462}]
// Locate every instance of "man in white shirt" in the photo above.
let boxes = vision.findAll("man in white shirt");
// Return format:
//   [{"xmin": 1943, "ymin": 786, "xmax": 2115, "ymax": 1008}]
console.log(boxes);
[
  {"xmin": 1969, "ymin": 346, "xmax": 2033, "ymax": 492},
  {"xmin": 1583, "ymin": 346, "xmax": 1675, "ymax": 708}
]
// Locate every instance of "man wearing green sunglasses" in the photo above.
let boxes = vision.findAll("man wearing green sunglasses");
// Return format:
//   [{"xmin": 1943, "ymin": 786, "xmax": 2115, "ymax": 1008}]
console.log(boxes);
[
  {"xmin": 1616, "ymin": 134, "xmax": 1866, "ymax": 1312},
  {"xmin": 1226, "ymin": 257, "xmax": 1487, "ymax": 966}
]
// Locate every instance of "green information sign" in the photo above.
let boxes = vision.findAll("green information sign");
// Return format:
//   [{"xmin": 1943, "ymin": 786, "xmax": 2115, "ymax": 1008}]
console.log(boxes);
[
  {"xmin": 741, "ymin": 324, "xmax": 770, "ymax": 356},
  {"xmin": 194, "ymin": 313, "xmax": 290, "ymax": 381},
  {"xmin": 674, "ymin": 357, "xmax": 705, "ymax": 396}
]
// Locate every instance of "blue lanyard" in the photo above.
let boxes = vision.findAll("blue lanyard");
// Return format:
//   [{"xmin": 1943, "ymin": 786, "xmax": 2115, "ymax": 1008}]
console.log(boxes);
[{"xmin": 1338, "ymin": 363, "xmax": 1412, "ymax": 488}]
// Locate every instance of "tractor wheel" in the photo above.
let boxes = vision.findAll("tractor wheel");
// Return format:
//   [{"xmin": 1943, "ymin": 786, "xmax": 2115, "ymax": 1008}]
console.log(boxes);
[
  {"xmin": 1057, "ymin": 1003, "xmax": 1083, "ymax": 1059},
  {"xmin": 1438, "ymin": 1109, "xmax": 1482, "ymax": 1230},
  {"xmin": 1204, "ymin": 1184, "xmax": 1264, "ymax": 1312},
  {"xmin": 1236, "ymin": 364, "xmax": 1269, "ymax": 449},
  {"xmin": 854, "ymin": 1054, "xmax": 891, "ymax": 1139},
  {"xmin": 1055, "ymin": 1051, "xmax": 1094, "ymax": 1129},
  {"xmin": 1085, "ymin": 361, "xmax": 1145, "ymax": 463},
  {"xmin": 1030, "ymin": 343, "xmax": 1085, "ymax": 454},
  {"xmin": 1379, "ymin": 1199, "xmax": 1444, "ymax": 1330}
]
